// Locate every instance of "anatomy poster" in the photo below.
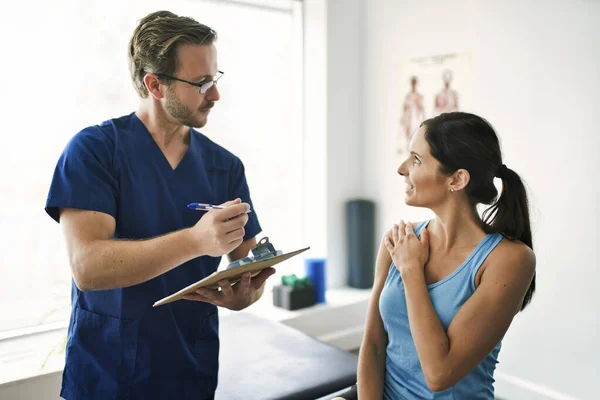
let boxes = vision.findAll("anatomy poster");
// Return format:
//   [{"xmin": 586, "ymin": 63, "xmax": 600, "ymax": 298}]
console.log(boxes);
[{"xmin": 396, "ymin": 52, "xmax": 473, "ymax": 155}]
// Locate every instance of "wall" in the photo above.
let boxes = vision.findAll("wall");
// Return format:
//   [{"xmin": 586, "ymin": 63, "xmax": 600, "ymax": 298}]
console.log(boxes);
[
  {"xmin": 304, "ymin": 0, "xmax": 366, "ymax": 289},
  {"xmin": 326, "ymin": 0, "xmax": 367, "ymax": 288},
  {"xmin": 363, "ymin": 0, "xmax": 600, "ymax": 399}
]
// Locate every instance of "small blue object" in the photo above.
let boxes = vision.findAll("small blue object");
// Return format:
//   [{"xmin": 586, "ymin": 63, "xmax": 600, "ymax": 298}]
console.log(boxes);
[
  {"xmin": 187, "ymin": 202, "xmax": 223, "ymax": 211},
  {"xmin": 305, "ymin": 258, "xmax": 326, "ymax": 303}
]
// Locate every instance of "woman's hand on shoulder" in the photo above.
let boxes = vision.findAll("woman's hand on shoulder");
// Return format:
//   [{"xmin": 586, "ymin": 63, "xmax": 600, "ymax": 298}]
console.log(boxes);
[{"xmin": 384, "ymin": 220, "xmax": 430, "ymax": 278}]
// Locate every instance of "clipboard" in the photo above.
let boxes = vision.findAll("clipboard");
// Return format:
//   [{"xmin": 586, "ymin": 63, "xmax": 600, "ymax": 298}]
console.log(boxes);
[{"xmin": 153, "ymin": 246, "xmax": 310, "ymax": 307}]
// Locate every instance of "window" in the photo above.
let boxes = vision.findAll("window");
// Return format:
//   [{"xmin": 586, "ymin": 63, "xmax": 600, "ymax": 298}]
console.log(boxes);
[{"xmin": 0, "ymin": 0, "xmax": 303, "ymax": 337}]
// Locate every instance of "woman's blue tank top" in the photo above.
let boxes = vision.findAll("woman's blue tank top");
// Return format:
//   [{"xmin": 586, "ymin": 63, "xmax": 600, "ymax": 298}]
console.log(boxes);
[{"xmin": 379, "ymin": 220, "xmax": 504, "ymax": 399}]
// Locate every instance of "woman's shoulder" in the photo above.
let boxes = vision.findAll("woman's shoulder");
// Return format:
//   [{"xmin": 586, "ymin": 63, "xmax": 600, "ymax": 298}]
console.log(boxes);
[
  {"xmin": 486, "ymin": 237, "xmax": 536, "ymax": 276},
  {"xmin": 473, "ymin": 237, "xmax": 535, "ymax": 290},
  {"xmin": 496, "ymin": 237, "xmax": 535, "ymax": 259}
]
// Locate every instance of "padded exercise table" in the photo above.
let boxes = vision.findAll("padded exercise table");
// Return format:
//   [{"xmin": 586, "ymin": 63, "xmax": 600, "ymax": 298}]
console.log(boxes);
[{"xmin": 216, "ymin": 311, "xmax": 358, "ymax": 400}]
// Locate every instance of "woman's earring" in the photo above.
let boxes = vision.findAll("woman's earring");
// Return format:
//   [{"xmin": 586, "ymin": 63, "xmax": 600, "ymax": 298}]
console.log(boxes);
[{"xmin": 450, "ymin": 188, "xmax": 455, "ymax": 192}]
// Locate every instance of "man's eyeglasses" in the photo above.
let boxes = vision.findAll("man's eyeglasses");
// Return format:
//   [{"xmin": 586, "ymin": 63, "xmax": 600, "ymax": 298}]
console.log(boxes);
[{"xmin": 156, "ymin": 70, "xmax": 224, "ymax": 94}]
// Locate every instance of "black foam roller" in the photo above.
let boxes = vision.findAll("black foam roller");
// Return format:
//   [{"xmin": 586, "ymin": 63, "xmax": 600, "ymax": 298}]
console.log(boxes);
[{"xmin": 346, "ymin": 200, "xmax": 375, "ymax": 289}]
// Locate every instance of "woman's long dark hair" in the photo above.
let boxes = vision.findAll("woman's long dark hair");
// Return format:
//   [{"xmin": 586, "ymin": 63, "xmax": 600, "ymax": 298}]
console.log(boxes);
[{"xmin": 422, "ymin": 112, "xmax": 535, "ymax": 310}]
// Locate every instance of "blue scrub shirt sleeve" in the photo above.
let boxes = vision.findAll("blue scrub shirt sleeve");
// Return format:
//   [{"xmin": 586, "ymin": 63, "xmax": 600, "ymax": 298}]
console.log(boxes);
[
  {"xmin": 45, "ymin": 127, "xmax": 118, "ymax": 223},
  {"xmin": 230, "ymin": 158, "xmax": 262, "ymax": 241}
]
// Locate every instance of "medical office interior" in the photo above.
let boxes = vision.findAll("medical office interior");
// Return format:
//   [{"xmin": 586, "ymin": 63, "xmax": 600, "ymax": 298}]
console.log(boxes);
[{"xmin": 0, "ymin": 0, "xmax": 598, "ymax": 399}]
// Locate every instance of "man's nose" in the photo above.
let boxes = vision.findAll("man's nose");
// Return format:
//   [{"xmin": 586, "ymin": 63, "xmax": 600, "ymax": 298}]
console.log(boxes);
[{"xmin": 206, "ymin": 84, "xmax": 220, "ymax": 101}]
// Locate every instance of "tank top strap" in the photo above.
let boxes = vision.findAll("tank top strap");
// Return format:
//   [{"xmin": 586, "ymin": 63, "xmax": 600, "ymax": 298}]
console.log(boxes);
[
  {"xmin": 468, "ymin": 233, "xmax": 504, "ymax": 290},
  {"xmin": 413, "ymin": 220, "xmax": 431, "ymax": 237}
]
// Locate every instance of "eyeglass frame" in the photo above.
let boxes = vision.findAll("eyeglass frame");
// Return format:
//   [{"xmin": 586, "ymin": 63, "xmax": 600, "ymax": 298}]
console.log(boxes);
[{"xmin": 156, "ymin": 70, "xmax": 224, "ymax": 94}]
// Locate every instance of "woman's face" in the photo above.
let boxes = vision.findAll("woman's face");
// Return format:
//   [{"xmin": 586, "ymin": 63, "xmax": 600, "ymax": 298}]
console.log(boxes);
[{"xmin": 398, "ymin": 126, "xmax": 450, "ymax": 208}]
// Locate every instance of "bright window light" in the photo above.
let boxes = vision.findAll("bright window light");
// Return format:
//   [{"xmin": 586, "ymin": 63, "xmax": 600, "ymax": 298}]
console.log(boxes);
[{"xmin": 0, "ymin": 0, "xmax": 303, "ymax": 335}]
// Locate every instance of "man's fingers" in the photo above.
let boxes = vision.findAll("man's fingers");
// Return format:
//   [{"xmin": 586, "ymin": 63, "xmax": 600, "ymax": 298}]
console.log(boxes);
[
  {"xmin": 226, "ymin": 236, "xmax": 244, "ymax": 249},
  {"xmin": 215, "ymin": 202, "xmax": 250, "ymax": 221},
  {"xmin": 218, "ymin": 280, "xmax": 235, "ymax": 297},
  {"xmin": 219, "ymin": 198, "xmax": 241, "ymax": 207},
  {"xmin": 196, "ymin": 287, "xmax": 222, "ymax": 301},
  {"xmin": 250, "ymin": 268, "xmax": 276, "ymax": 289},
  {"xmin": 235, "ymin": 272, "xmax": 251, "ymax": 295},
  {"xmin": 183, "ymin": 293, "xmax": 214, "ymax": 304},
  {"xmin": 221, "ymin": 215, "xmax": 248, "ymax": 235}
]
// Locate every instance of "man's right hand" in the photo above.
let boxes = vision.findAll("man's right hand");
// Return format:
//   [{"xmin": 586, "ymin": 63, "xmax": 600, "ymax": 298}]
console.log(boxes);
[
  {"xmin": 190, "ymin": 198, "xmax": 250, "ymax": 257},
  {"xmin": 59, "ymin": 199, "xmax": 250, "ymax": 291}
]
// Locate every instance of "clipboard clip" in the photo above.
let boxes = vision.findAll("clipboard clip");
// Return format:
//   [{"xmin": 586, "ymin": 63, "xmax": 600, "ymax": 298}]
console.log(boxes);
[{"xmin": 226, "ymin": 237, "xmax": 283, "ymax": 269}]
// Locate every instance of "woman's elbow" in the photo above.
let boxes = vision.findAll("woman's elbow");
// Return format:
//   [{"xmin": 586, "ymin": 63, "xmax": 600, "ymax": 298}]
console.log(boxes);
[
  {"xmin": 425, "ymin": 377, "xmax": 452, "ymax": 393},
  {"xmin": 426, "ymin": 379, "xmax": 451, "ymax": 393},
  {"xmin": 424, "ymin": 369, "xmax": 456, "ymax": 392}
]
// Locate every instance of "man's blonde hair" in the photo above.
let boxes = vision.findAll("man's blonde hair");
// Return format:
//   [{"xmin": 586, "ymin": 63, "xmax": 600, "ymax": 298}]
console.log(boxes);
[{"xmin": 128, "ymin": 10, "xmax": 217, "ymax": 98}]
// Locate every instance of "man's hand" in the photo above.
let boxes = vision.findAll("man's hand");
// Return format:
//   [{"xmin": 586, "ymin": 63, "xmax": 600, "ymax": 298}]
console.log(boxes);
[
  {"xmin": 183, "ymin": 268, "xmax": 276, "ymax": 310},
  {"xmin": 190, "ymin": 198, "xmax": 251, "ymax": 257}
]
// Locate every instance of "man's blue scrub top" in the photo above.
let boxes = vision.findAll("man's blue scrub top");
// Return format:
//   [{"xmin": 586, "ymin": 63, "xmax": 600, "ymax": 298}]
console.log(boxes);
[{"xmin": 45, "ymin": 113, "xmax": 262, "ymax": 400}]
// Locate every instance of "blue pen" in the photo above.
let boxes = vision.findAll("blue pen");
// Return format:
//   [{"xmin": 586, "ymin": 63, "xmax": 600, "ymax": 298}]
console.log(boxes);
[{"xmin": 187, "ymin": 202, "xmax": 252, "ymax": 213}]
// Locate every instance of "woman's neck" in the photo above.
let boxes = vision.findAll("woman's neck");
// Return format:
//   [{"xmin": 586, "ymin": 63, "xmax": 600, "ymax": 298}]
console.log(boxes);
[{"xmin": 428, "ymin": 203, "xmax": 486, "ymax": 252}]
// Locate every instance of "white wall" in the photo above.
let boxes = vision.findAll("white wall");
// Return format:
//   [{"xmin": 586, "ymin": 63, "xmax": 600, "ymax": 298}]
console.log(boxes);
[
  {"xmin": 363, "ymin": 0, "xmax": 600, "ymax": 399},
  {"xmin": 326, "ymin": 0, "xmax": 367, "ymax": 287},
  {"xmin": 303, "ymin": 0, "xmax": 329, "ymax": 263},
  {"xmin": 304, "ymin": 0, "xmax": 366, "ymax": 289}
]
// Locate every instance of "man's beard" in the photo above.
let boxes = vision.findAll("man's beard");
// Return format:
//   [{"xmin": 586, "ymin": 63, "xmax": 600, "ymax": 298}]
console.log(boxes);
[{"xmin": 165, "ymin": 88, "xmax": 208, "ymax": 128}]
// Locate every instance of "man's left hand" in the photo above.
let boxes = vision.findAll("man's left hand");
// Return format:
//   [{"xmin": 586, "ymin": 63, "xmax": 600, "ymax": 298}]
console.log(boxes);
[{"xmin": 183, "ymin": 267, "xmax": 276, "ymax": 311}]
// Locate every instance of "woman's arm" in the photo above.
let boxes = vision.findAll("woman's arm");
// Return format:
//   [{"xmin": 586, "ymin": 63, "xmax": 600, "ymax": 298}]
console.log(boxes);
[
  {"xmin": 398, "ymin": 230, "xmax": 535, "ymax": 392},
  {"xmin": 357, "ymin": 238, "xmax": 392, "ymax": 399}
]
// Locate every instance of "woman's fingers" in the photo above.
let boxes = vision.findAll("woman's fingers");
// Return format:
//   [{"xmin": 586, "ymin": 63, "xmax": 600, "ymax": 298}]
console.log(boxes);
[
  {"xmin": 398, "ymin": 220, "xmax": 406, "ymax": 241},
  {"xmin": 392, "ymin": 224, "xmax": 399, "ymax": 245},
  {"xmin": 405, "ymin": 221, "xmax": 414, "ymax": 236}
]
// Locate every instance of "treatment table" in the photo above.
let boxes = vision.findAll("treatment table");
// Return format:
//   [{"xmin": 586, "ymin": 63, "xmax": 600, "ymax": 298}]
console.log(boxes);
[{"xmin": 216, "ymin": 312, "xmax": 358, "ymax": 400}]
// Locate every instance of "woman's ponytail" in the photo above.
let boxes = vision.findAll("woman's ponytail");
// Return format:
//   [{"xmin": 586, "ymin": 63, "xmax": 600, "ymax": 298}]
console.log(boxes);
[{"xmin": 482, "ymin": 166, "xmax": 535, "ymax": 310}]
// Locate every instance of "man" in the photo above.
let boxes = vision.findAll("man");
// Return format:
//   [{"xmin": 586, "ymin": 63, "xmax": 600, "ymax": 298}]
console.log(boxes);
[{"xmin": 45, "ymin": 10, "xmax": 274, "ymax": 400}]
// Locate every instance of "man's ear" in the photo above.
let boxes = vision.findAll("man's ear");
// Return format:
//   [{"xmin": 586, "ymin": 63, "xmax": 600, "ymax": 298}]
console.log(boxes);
[
  {"xmin": 143, "ymin": 73, "xmax": 165, "ymax": 100},
  {"xmin": 448, "ymin": 168, "xmax": 470, "ymax": 192}
]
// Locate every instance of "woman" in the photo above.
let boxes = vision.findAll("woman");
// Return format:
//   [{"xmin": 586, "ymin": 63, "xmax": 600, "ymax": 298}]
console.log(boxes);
[{"xmin": 337, "ymin": 112, "xmax": 536, "ymax": 399}]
